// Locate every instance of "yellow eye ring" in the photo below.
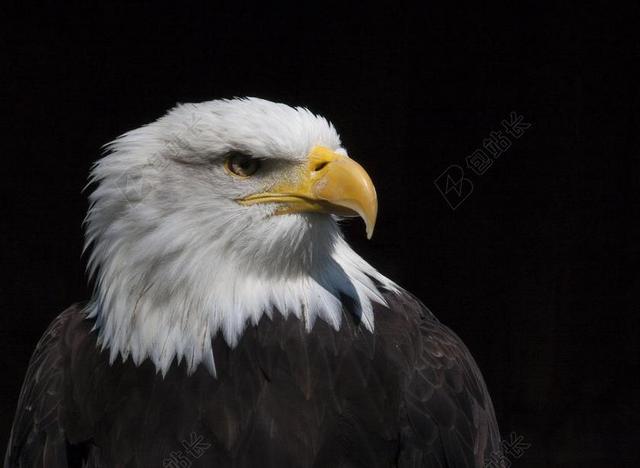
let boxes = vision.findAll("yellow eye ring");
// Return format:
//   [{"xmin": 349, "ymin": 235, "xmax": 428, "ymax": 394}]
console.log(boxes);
[{"xmin": 225, "ymin": 153, "xmax": 261, "ymax": 178}]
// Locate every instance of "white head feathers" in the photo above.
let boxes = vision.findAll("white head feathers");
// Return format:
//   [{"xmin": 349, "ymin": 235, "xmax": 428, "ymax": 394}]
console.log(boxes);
[{"xmin": 84, "ymin": 97, "xmax": 397, "ymax": 376}]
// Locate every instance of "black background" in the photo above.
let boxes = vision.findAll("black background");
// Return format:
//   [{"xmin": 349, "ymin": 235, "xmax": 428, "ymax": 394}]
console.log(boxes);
[{"xmin": 1, "ymin": 3, "xmax": 639, "ymax": 466}]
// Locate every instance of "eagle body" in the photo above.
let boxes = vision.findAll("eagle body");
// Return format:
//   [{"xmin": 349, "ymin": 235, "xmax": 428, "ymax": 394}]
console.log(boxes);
[
  {"xmin": 6, "ymin": 98, "xmax": 501, "ymax": 467},
  {"xmin": 7, "ymin": 293, "xmax": 499, "ymax": 467}
]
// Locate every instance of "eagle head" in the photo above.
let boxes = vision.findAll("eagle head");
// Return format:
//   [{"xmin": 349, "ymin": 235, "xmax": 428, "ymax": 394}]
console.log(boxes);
[{"xmin": 85, "ymin": 98, "xmax": 396, "ymax": 376}]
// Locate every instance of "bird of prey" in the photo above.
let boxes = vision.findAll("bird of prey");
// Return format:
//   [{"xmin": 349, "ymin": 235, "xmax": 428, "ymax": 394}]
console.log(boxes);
[{"xmin": 5, "ymin": 98, "xmax": 501, "ymax": 467}]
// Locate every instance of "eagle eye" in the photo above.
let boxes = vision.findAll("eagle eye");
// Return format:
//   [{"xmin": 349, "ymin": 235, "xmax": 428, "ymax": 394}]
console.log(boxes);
[{"xmin": 225, "ymin": 153, "xmax": 261, "ymax": 177}]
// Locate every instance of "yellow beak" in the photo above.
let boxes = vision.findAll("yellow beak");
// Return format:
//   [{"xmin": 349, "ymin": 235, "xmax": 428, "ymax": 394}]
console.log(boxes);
[{"xmin": 239, "ymin": 146, "xmax": 378, "ymax": 239}]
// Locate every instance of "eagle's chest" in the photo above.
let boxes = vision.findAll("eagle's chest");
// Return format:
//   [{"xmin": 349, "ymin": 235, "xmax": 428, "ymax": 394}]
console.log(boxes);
[{"xmin": 67, "ymin": 311, "xmax": 408, "ymax": 467}]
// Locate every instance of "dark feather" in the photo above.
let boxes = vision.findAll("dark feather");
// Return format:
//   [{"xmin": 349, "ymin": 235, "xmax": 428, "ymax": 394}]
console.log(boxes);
[{"xmin": 6, "ymin": 290, "xmax": 501, "ymax": 467}]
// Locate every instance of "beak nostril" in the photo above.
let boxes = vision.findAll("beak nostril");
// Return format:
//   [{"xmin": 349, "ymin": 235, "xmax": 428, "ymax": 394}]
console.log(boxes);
[{"xmin": 313, "ymin": 161, "xmax": 329, "ymax": 172}]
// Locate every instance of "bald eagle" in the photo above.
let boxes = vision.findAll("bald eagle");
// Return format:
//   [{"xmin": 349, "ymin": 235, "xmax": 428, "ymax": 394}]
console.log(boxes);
[{"xmin": 5, "ymin": 98, "xmax": 501, "ymax": 467}]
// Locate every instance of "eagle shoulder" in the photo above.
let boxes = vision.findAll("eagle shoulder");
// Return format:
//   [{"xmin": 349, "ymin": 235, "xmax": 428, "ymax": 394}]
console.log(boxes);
[
  {"xmin": 380, "ymin": 290, "xmax": 502, "ymax": 467},
  {"xmin": 4, "ymin": 304, "xmax": 92, "ymax": 468}
]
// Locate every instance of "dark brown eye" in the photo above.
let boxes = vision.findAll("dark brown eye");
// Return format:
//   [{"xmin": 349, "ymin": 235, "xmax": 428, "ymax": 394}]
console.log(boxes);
[{"xmin": 225, "ymin": 153, "xmax": 261, "ymax": 177}]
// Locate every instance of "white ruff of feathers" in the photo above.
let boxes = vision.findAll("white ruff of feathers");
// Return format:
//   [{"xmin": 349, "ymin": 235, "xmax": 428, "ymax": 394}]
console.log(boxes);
[{"xmin": 84, "ymin": 98, "xmax": 398, "ymax": 377}]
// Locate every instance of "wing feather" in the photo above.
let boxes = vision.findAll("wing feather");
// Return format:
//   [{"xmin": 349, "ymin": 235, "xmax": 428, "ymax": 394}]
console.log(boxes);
[
  {"xmin": 5, "ymin": 308, "xmax": 73, "ymax": 468},
  {"xmin": 389, "ymin": 291, "xmax": 502, "ymax": 468}
]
